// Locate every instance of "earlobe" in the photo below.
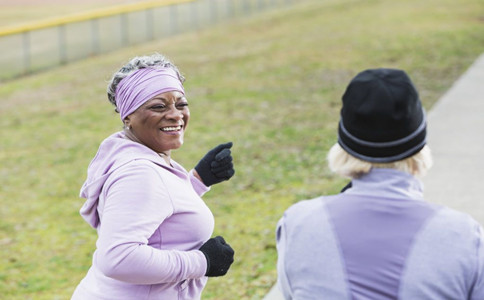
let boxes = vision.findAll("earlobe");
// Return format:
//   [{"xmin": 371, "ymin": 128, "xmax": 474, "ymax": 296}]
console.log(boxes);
[{"xmin": 124, "ymin": 116, "xmax": 131, "ymax": 130}]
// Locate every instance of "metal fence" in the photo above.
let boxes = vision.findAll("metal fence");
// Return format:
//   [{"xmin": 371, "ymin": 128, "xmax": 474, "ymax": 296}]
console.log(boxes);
[{"xmin": 0, "ymin": 0, "xmax": 293, "ymax": 81}]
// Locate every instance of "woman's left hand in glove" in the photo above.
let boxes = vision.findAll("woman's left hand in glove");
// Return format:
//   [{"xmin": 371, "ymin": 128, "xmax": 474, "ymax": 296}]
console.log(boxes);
[{"xmin": 195, "ymin": 142, "xmax": 235, "ymax": 186}]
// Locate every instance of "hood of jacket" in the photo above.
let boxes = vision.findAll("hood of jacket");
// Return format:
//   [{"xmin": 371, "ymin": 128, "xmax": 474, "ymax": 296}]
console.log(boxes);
[{"xmin": 79, "ymin": 131, "xmax": 167, "ymax": 228}]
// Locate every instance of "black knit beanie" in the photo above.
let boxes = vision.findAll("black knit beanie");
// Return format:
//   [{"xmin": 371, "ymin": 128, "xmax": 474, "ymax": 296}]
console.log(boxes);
[{"xmin": 338, "ymin": 68, "xmax": 426, "ymax": 163}]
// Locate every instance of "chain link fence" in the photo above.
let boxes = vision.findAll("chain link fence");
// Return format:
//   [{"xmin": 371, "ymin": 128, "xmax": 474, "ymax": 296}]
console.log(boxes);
[{"xmin": 0, "ymin": 0, "xmax": 293, "ymax": 81}]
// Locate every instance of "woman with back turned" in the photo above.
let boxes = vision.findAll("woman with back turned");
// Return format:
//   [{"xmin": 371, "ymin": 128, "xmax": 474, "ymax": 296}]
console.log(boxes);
[
  {"xmin": 72, "ymin": 53, "xmax": 235, "ymax": 300},
  {"xmin": 276, "ymin": 68, "xmax": 484, "ymax": 299}
]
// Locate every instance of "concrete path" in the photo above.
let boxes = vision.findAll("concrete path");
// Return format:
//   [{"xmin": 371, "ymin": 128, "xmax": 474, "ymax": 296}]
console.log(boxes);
[
  {"xmin": 263, "ymin": 53, "xmax": 484, "ymax": 299},
  {"xmin": 423, "ymin": 53, "xmax": 484, "ymax": 224}
]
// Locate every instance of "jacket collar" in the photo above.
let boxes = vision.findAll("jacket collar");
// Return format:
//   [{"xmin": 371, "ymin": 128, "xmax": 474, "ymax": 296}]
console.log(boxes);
[{"xmin": 345, "ymin": 168, "xmax": 424, "ymax": 201}]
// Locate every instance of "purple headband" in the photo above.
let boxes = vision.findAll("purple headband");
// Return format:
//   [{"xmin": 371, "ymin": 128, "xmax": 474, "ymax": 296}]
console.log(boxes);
[{"xmin": 115, "ymin": 67, "xmax": 185, "ymax": 121}]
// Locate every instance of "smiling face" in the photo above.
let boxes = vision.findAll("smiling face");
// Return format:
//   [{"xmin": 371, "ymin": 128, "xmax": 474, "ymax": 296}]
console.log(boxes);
[{"xmin": 124, "ymin": 90, "xmax": 189, "ymax": 154}]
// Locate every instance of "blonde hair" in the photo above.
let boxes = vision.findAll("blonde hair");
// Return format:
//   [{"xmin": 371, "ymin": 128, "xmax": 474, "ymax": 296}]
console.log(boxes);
[{"xmin": 327, "ymin": 143, "xmax": 433, "ymax": 179}]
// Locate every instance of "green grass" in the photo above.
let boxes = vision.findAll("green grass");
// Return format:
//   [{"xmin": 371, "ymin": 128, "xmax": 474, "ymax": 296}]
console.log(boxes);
[{"xmin": 1, "ymin": 0, "xmax": 483, "ymax": 298}]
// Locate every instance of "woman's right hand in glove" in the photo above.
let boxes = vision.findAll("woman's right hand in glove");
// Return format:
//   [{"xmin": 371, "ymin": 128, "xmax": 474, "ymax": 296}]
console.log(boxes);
[{"xmin": 199, "ymin": 236, "xmax": 235, "ymax": 277}]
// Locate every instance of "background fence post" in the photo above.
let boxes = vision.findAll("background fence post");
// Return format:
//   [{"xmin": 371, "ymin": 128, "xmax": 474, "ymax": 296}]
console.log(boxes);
[
  {"xmin": 22, "ymin": 31, "xmax": 31, "ymax": 75},
  {"xmin": 243, "ymin": 0, "xmax": 251, "ymax": 15},
  {"xmin": 169, "ymin": 5, "xmax": 178, "ymax": 35},
  {"xmin": 146, "ymin": 9, "xmax": 154, "ymax": 40},
  {"xmin": 58, "ymin": 24, "xmax": 67, "ymax": 64},
  {"xmin": 190, "ymin": 1, "xmax": 198, "ymax": 29},
  {"xmin": 227, "ymin": 0, "xmax": 235, "ymax": 18},
  {"xmin": 120, "ymin": 13, "xmax": 129, "ymax": 46},
  {"xmin": 91, "ymin": 18, "xmax": 100, "ymax": 55},
  {"xmin": 210, "ymin": 0, "xmax": 217, "ymax": 24}
]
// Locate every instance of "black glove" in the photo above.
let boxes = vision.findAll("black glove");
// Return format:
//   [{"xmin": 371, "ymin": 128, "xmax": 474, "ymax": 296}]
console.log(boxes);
[
  {"xmin": 195, "ymin": 142, "xmax": 235, "ymax": 186},
  {"xmin": 199, "ymin": 236, "xmax": 235, "ymax": 277}
]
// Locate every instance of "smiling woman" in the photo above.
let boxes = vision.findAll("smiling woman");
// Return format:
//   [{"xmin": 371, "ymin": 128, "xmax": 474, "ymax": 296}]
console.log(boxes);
[
  {"xmin": 71, "ymin": 53, "xmax": 236, "ymax": 300},
  {"xmin": 114, "ymin": 66, "xmax": 190, "ymax": 161},
  {"xmin": 125, "ymin": 92, "xmax": 189, "ymax": 160}
]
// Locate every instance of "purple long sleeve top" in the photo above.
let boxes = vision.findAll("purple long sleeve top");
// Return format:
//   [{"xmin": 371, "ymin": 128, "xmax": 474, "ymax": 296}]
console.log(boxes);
[
  {"xmin": 71, "ymin": 132, "xmax": 214, "ymax": 300},
  {"xmin": 276, "ymin": 168, "xmax": 484, "ymax": 299}
]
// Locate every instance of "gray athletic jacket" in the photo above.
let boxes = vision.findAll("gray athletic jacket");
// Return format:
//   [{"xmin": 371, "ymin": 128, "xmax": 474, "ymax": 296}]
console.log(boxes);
[{"xmin": 276, "ymin": 168, "xmax": 484, "ymax": 299}]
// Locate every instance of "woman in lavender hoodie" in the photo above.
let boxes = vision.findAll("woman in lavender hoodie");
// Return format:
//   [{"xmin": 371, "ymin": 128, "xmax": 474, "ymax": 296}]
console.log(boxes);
[
  {"xmin": 276, "ymin": 68, "xmax": 484, "ymax": 299},
  {"xmin": 71, "ymin": 53, "xmax": 235, "ymax": 300}
]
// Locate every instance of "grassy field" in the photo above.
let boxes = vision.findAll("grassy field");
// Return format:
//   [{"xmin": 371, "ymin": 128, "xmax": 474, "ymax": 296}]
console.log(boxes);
[{"xmin": 1, "ymin": 0, "xmax": 483, "ymax": 299}]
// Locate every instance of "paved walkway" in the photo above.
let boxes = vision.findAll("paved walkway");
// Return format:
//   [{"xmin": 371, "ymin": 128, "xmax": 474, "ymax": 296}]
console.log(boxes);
[
  {"xmin": 422, "ymin": 53, "xmax": 484, "ymax": 223},
  {"xmin": 263, "ymin": 53, "xmax": 484, "ymax": 299}
]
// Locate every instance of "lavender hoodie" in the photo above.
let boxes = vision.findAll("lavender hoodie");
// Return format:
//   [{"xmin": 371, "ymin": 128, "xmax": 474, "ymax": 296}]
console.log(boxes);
[
  {"xmin": 277, "ymin": 168, "xmax": 484, "ymax": 299},
  {"xmin": 72, "ymin": 132, "xmax": 214, "ymax": 300}
]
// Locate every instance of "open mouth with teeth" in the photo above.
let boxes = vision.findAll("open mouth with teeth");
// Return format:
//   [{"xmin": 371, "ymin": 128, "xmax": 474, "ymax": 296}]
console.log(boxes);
[{"xmin": 160, "ymin": 125, "xmax": 183, "ymax": 133}]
